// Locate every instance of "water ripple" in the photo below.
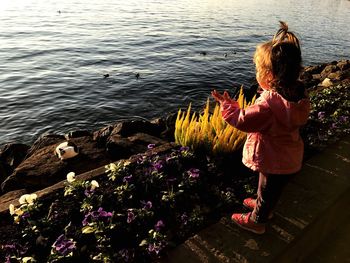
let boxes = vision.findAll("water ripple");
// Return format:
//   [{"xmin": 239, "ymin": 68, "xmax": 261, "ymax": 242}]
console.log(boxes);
[{"xmin": 0, "ymin": 0, "xmax": 349, "ymax": 145}]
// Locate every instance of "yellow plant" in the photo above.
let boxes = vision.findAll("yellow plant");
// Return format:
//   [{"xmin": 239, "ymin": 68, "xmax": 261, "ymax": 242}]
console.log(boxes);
[{"xmin": 175, "ymin": 87, "xmax": 255, "ymax": 155}]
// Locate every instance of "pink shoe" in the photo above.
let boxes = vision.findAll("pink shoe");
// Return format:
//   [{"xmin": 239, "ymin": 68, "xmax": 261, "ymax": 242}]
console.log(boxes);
[
  {"xmin": 243, "ymin": 197, "xmax": 256, "ymax": 210},
  {"xmin": 231, "ymin": 212, "xmax": 266, "ymax": 234},
  {"xmin": 243, "ymin": 197, "xmax": 274, "ymax": 219}
]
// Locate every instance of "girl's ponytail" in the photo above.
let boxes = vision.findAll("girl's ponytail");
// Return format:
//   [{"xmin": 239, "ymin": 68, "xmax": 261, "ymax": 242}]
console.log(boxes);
[
  {"xmin": 270, "ymin": 22, "xmax": 304, "ymax": 102},
  {"xmin": 254, "ymin": 21, "xmax": 304, "ymax": 102},
  {"xmin": 272, "ymin": 21, "xmax": 300, "ymax": 50}
]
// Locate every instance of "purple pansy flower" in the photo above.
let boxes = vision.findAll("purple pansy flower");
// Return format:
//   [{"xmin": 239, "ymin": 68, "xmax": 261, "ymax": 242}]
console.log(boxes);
[
  {"xmin": 21, "ymin": 212, "xmax": 30, "ymax": 219},
  {"xmin": 123, "ymin": 174, "xmax": 133, "ymax": 183},
  {"xmin": 155, "ymin": 220, "xmax": 165, "ymax": 231},
  {"xmin": 82, "ymin": 207, "xmax": 113, "ymax": 226},
  {"xmin": 52, "ymin": 234, "xmax": 76, "ymax": 256},
  {"xmin": 4, "ymin": 244, "xmax": 16, "ymax": 250},
  {"xmin": 318, "ymin": 111, "xmax": 325, "ymax": 120},
  {"xmin": 180, "ymin": 146, "xmax": 189, "ymax": 152},
  {"xmin": 137, "ymin": 155, "xmax": 147, "ymax": 164},
  {"xmin": 97, "ymin": 207, "xmax": 113, "ymax": 218},
  {"xmin": 340, "ymin": 115, "xmax": 349, "ymax": 123},
  {"xmin": 84, "ymin": 189, "xmax": 93, "ymax": 197},
  {"xmin": 3, "ymin": 243, "xmax": 28, "ymax": 257},
  {"xmin": 119, "ymin": 248, "xmax": 134, "ymax": 261},
  {"xmin": 147, "ymin": 241, "xmax": 166, "ymax": 255},
  {"xmin": 147, "ymin": 243, "xmax": 162, "ymax": 255},
  {"xmin": 180, "ymin": 213, "xmax": 189, "ymax": 225},
  {"xmin": 127, "ymin": 210, "xmax": 135, "ymax": 223},
  {"xmin": 152, "ymin": 161, "xmax": 163, "ymax": 172},
  {"xmin": 148, "ymin": 144, "xmax": 156, "ymax": 149},
  {"xmin": 141, "ymin": 200, "xmax": 153, "ymax": 210},
  {"xmin": 84, "ymin": 182, "xmax": 99, "ymax": 197},
  {"xmin": 188, "ymin": 168, "xmax": 200, "ymax": 179},
  {"xmin": 3, "ymin": 243, "xmax": 28, "ymax": 263}
]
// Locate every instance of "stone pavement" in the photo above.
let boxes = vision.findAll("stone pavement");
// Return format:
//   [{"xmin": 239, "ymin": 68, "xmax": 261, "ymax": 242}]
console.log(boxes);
[
  {"xmin": 163, "ymin": 135, "xmax": 350, "ymax": 263},
  {"xmin": 302, "ymin": 218, "xmax": 350, "ymax": 262}
]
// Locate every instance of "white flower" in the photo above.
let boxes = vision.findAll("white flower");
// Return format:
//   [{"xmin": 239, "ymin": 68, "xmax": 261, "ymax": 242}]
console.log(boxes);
[
  {"xmin": 90, "ymin": 180, "xmax": 99, "ymax": 190},
  {"xmin": 26, "ymin": 193, "xmax": 37, "ymax": 205},
  {"xmin": 106, "ymin": 163, "xmax": 118, "ymax": 173},
  {"xmin": 19, "ymin": 194, "xmax": 29, "ymax": 205},
  {"xmin": 22, "ymin": 256, "xmax": 36, "ymax": 263},
  {"xmin": 9, "ymin": 204, "xmax": 15, "ymax": 215},
  {"xmin": 67, "ymin": 172, "xmax": 76, "ymax": 183},
  {"xmin": 19, "ymin": 193, "xmax": 37, "ymax": 205}
]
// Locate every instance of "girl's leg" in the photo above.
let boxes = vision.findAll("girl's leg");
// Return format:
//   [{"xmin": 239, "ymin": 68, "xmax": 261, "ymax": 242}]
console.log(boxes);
[{"xmin": 251, "ymin": 172, "xmax": 292, "ymax": 224}]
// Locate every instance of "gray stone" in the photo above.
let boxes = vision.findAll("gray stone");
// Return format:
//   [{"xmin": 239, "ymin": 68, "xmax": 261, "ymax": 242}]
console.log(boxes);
[
  {"xmin": 337, "ymin": 60, "xmax": 350, "ymax": 71},
  {"xmin": 320, "ymin": 78, "xmax": 333, "ymax": 87},
  {"xmin": 0, "ymin": 143, "xmax": 30, "ymax": 186},
  {"xmin": 65, "ymin": 130, "xmax": 92, "ymax": 139},
  {"xmin": 327, "ymin": 71, "xmax": 343, "ymax": 81},
  {"xmin": 106, "ymin": 134, "xmax": 136, "ymax": 159},
  {"xmin": 0, "ymin": 161, "xmax": 7, "ymax": 187},
  {"xmin": 0, "ymin": 189, "xmax": 28, "ymax": 205},
  {"xmin": 27, "ymin": 134, "xmax": 65, "ymax": 157},
  {"xmin": 320, "ymin": 65, "xmax": 339, "ymax": 79},
  {"xmin": 93, "ymin": 125, "xmax": 114, "ymax": 147},
  {"xmin": 111, "ymin": 120, "xmax": 162, "ymax": 137},
  {"xmin": 312, "ymin": 74, "xmax": 322, "ymax": 81},
  {"xmin": 159, "ymin": 112, "xmax": 177, "ymax": 141},
  {"xmin": 303, "ymin": 64, "xmax": 324, "ymax": 75},
  {"xmin": 1, "ymin": 136, "xmax": 111, "ymax": 193},
  {"xmin": 106, "ymin": 133, "xmax": 168, "ymax": 159},
  {"xmin": 128, "ymin": 132, "xmax": 168, "ymax": 146}
]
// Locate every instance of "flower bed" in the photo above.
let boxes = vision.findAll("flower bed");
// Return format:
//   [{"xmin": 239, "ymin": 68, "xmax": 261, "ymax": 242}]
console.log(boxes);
[
  {"xmin": 302, "ymin": 84, "xmax": 350, "ymax": 157},
  {"xmin": 0, "ymin": 146, "xmax": 256, "ymax": 262},
  {"xmin": 1, "ymin": 84, "xmax": 349, "ymax": 263}
]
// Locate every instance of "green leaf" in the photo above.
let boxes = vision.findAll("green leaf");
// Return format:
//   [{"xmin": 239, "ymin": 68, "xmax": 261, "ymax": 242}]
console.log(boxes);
[
  {"xmin": 82, "ymin": 225, "xmax": 95, "ymax": 234},
  {"xmin": 139, "ymin": 239, "xmax": 148, "ymax": 246}
]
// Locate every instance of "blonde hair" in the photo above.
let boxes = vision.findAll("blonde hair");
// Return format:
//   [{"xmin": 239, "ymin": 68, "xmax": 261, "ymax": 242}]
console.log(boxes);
[{"xmin": 254, "ymin": 21, "xmax": 303, "ymax": 101}]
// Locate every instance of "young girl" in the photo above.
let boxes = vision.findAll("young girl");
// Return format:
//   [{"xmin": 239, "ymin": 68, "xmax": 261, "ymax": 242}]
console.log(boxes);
[{"xmin": 212, "ymin": 21, "xmax": 310, "ymax": 234}]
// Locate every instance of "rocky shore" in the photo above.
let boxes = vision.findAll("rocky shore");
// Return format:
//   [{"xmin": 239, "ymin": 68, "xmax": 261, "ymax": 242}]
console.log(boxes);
[{"xmin": 0, "ymin": 59, "xmax": 349, "ymax": 205}]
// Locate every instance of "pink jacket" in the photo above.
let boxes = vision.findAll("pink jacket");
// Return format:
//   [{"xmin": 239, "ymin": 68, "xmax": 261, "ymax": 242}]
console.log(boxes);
[{"xmin": 221, "ymin": 90, "xmax": 310, "ymax": 174}]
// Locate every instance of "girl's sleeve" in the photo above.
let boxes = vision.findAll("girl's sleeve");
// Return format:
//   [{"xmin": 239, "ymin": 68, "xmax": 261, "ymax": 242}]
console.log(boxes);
[{"xmin": 221, "ymin": 99, "xmax": 272, "ymax": 132}]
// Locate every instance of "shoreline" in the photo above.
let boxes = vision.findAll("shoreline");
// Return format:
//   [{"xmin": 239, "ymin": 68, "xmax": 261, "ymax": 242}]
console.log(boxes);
[{"xmin": 0, "ymin": 59, "xmax": 349, "ymax": 196}]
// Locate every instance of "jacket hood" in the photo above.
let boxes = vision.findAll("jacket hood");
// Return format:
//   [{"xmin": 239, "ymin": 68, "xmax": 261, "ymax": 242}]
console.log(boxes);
[{"xmin": 260, "ymin": 90, "xmax": 310, "ymax": 128}]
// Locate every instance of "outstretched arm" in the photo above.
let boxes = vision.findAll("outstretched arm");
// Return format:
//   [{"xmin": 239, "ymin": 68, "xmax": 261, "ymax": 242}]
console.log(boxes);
[{"xmin": 212, "ymin": 90, "xmax": 272, "ymax": 133}]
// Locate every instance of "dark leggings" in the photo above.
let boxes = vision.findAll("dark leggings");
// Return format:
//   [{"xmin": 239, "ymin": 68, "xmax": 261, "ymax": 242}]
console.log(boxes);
[{"xmin": 251, "ymin": 172, "xmax": 294, "ymax": 224}]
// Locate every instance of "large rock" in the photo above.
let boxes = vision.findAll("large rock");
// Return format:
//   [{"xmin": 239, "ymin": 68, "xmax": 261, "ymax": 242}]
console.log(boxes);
[
  {"xmin": 106, "ymin": 133, "xmax": 168, "ymax": 159},
  {"xmin": 0, "ymin": 161, "xmax": 7, "ymax": 187},
  {"xmin": 0, "ymin": 143, "xmax": 30, "ymax": 186},
  {"xmin": 337, "ymin": 60, "xmax": 350, "ymax": 71},
  {"xmin": 158, "ymin": 113, "xmax": 177, "ymax": 141},
  {"xmin": 320, "ymin": 64, "xmax": 339, "ymax": 79},
  {"xmin": 106, "ymin": 134, "xmax": 137, "ymax": 159},
  {"xmin": 93, "ymin": 118, "xmax": 170, "ymax": 147},
  {"xmin": 301, "ymin": 60, "xmax": 350, "ymax": 89},
  {"xmin": 128, "ymin": 133, "xmax": 168, "ymax": 147},
  {"xmin": 1, "ymin": 136, "xmax": 112, "ymax": 193},
  {"xmin": 0, "ymin": 189, "xmax": 28, "ymax": 204},
  {"xmin": 65, "ymin": 130, "xmax": 92, "ymax": 139},
  {"xmin": 27, "ymin": 134, "xmax": 66, "ymax": 157},
  {"xmin": 110, "ymin": 120, "xmax": 162, "ymax": 137},
  {"xmin": 93, "ymin": 125, "xmax": 114, "ymax": 147}
]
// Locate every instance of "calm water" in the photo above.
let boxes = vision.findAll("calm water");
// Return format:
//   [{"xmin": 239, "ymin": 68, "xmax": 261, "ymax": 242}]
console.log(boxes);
[{"xmin": 0, "ymin": 0, "xmax": 349, "ymax": 145}]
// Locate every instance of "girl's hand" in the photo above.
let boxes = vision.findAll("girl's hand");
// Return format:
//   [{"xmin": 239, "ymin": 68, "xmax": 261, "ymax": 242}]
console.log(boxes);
[{"xmin": 211, "ymin": 90, "xmax": 233, "ymax": 104}]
